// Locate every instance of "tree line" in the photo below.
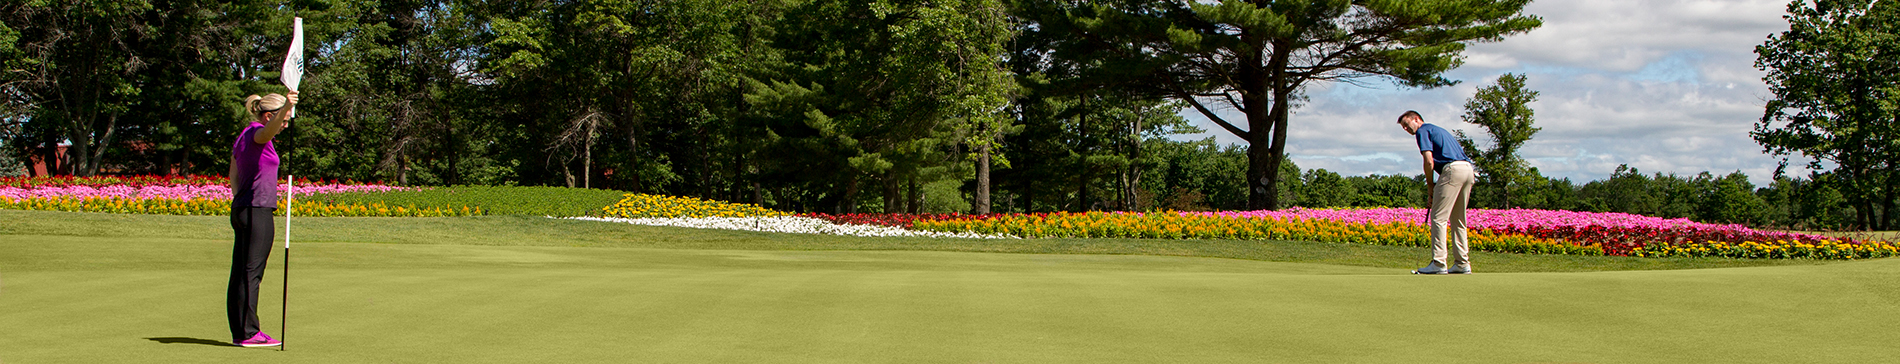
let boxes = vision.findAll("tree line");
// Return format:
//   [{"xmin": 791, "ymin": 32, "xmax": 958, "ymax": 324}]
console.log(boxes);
[{"xmin": 2, "ymin": 0, "xmax": 1895, "ymax": 230}]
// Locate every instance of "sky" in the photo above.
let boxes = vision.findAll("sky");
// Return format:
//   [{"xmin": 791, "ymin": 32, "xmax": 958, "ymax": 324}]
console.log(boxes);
[{"xmin": 1172, "ymin": 0, "xmax": 1802, "ymax": 185}]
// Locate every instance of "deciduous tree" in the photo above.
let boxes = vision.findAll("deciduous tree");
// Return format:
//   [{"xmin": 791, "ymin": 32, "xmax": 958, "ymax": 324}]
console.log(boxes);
[
  {"xmin": 1014, "ymin": 0, "xmax": 1540, "ymax": 209},
  {"xmin": 1456, "ymin": 73, "xmax": 1539, "ymax": 208},
  {"xmin": 1754, "ymin": 0, "xmax": 1900, "ymax": 230}
]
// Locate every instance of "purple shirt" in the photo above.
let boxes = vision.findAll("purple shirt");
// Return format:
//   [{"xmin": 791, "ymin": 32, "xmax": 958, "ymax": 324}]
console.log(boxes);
[{"xmin": 231, "ymin": 122, "xmax": 280, "ymax": 208}]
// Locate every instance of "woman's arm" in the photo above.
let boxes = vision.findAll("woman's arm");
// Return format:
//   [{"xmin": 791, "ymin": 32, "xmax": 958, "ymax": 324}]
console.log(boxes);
[{"xmin": 251, "ymin": 91, "xmax": 299, "ymax": 144}]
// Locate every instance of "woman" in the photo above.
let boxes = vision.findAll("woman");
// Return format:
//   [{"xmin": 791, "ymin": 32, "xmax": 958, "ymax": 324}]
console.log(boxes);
[{"xmin": 228, "ymin": 90, "xmax": 296, "ymax": 347}]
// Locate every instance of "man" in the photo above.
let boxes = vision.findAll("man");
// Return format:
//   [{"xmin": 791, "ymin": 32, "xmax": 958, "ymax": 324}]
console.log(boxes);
[{"xmin": 1396, "ymin": 110, "xmax": 1475, "ymax": 274}]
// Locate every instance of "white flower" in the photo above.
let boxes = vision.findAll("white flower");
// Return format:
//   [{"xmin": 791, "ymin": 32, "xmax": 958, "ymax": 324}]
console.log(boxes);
[{"xmin": 565, "ymin": 216, "xmax": 1018, "ymax": 239}]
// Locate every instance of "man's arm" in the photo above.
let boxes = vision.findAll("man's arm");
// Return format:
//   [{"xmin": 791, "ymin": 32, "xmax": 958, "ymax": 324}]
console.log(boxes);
[{"xmin": 1421, "ymin": 150, "xmax": 1435, "ymax": 207}]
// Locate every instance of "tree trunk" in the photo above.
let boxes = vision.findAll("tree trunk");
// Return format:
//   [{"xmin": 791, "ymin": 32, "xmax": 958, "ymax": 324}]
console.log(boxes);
[
  {"xmin": 841, "ymin": 175, "xmax": 861, "ymax": 214},
  {"xmin": 975, "ymin": 143, "xmax": 991, "ymax": 214},
  {"xmin": 1502, "ymin": 180, "xmax": 1512, "ymax": 209},
  {"xmin": 1240, "ymin": 43, "xmax": 1275, "ymax": 210},
  {"xmin": 884, "ymin": 171, "xmax": 902, "ymax": 213},
  {"xmin": 1853, "ymin": 166, "xmax": 1870, "ymax": 230},
  {"xmin": 399, "ymin": 154, "xmax": 411, "ymax": 186},
  {"xmin": 1115, "ymin": 169, "xmax": 1127, "ymax": 210},
  {"xmin": 1883, "ymin": 170, "xmax": 1896, "ymax": 230},
  {"xmin": 63, "ymin": 113, "xmax": 112, "ymax": 177},
  {"xmin": 1862, "ymin": 200, "xmax": 1874, "ymax": 231},
  {"xmin": 1021, "ymin": 174, "xmax": 1034, "ymax": 213},
  {"xmin": 68, "ymin": 135, "xmax": 92, "ymax": 177},
  {"xmin": 38, "ymin": 133, "xmax": 57, "ymax": 176},
  {"xmin": 561, "ymin": 164, "xmax": 573, "ymax": 188},
  {"xmin": 625, "ymin": 131, "xmax": 641, "ymax": 193},
  {"xmin": 584, "ymin": 121, "xmax": 593, "ymax": 189},
  {"xmin": 752, "ymin": 181, "xmax": 764, "ymax": 206},
  {"xmin": 907, "ymin": 176, "xmax": 920, "ymax": 214},
  {"xmin": 1259, "ymin": 44, "xmax": 1294, "ymax": 211},
  {"xmin": 1077, "ymin": 101, "xmax": 1092, "ymax": 212},
  {"xmin": 446, "ymin": 125, "xmax": 461, "ymax": 185},
  {"xmin": 87, "ymin": 114, "xmax": 117, "ymax": 176},
  {"xmin": 1126, "ymin": 111, "xmax": 1144, "ymax": 210},
  {"xmin": 1077, "ymin": 164, "xmax": 1091, "ymax": 211}
]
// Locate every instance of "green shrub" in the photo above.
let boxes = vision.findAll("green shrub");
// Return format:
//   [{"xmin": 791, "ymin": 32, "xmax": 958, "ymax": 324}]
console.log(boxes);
[{"xmin": 301, "ymin": 186, "xmax": 628, "ymax": 217}]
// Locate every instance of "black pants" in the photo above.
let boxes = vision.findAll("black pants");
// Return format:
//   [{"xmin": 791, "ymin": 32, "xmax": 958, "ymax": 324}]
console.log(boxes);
[{"xmin": 228, "ymin": 206, "xmax": 275, "ymax": 342}]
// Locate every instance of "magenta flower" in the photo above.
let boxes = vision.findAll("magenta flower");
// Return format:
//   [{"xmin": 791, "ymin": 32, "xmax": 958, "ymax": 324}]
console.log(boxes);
[{"xmin": 0, "ymin": 183, "xmax": 410, "ymax": 201}]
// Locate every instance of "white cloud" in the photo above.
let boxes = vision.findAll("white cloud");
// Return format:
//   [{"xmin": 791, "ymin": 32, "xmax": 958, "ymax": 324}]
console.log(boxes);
[
  {"xmin": 1465, "ymin": 0, "xmax": 1787, "ymax": 72},
  {"xmin": 1174, "ymin": 0, "xmax": 1798, "ymax": 186}
]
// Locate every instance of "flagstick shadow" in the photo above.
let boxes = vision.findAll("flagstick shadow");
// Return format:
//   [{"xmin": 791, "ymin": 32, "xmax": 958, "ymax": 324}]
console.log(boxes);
[{"xmin": 145, "ymin": 337, "xmax": 233, "ymax": 347}]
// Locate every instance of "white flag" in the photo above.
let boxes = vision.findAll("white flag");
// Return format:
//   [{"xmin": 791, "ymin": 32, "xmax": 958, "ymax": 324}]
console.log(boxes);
[{"xmin": 280, "ymin": 17, "xmax": 303, "ymax": 118}]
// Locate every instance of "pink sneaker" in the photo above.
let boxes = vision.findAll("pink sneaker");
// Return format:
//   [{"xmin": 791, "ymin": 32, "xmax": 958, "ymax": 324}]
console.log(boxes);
[{"xmin": 237, "ymin": 332, "xmax": 281, "ymax": 347}]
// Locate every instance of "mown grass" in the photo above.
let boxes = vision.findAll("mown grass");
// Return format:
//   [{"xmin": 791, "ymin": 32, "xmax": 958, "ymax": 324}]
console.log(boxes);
[
  {"xmin": 1, "ymin": 210, "xmax": 1896, "ymax": 363},
  {"xmin": 296, "ymin": 185, "xmax": 628, "ymax": 217}
]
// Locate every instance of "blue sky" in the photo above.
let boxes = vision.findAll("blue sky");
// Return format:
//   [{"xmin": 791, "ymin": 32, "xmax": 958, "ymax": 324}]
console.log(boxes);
[{"xmin": 1173, "ymin": 0, "xmax": 1801, "ymax": 185}]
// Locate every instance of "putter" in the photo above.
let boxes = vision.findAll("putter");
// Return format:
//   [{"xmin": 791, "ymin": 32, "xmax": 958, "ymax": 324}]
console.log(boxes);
[{"xmin": 1421, "ymin": 183, "xmax": 1428, "ymax": 274}]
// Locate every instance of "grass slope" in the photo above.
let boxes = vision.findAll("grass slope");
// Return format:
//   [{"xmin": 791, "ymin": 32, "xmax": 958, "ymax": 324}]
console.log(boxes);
[
  {"xmin": 296, "ymin": 185, "xmax": 630, "ymax": 217},
  {"xmin": 2, "ymin": 210, "xmax": 1896, "ymax": 363}
]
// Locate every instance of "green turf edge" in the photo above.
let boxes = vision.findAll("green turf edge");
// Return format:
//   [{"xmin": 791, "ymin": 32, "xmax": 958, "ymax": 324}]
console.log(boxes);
[
  {"xmin": 0, "ymin": 209, "xmax": 1845, "ymax": 273},
  {"xmin": 293, "ymin": 185, "xmax": 631, "ymax": 217}
]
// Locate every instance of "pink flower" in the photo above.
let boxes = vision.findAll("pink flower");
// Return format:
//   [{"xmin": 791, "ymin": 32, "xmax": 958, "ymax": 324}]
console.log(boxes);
[
  {"xmin": 0, "ymin": 183, "xmax": 411, "ymax": 201},
  {"xmin": 1185, "ymin": 207, "xmax": 1838, "ymax": 243}
]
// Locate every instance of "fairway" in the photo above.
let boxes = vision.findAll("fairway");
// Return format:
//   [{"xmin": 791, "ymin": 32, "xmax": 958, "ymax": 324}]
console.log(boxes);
[{"xmin": 2, "ymin": 211, "xmax": 1897, "ymax": 363}]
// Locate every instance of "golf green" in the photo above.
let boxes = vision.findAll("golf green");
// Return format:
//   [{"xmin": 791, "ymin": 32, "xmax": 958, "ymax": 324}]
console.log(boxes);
[{"xmin": 1, "ymin": 211, "xmax": 1896, "ymax": 363}]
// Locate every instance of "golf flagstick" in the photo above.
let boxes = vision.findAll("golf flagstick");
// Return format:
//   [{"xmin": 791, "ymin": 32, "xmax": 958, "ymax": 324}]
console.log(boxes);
[
  {"xmin": 282, "ymin": 175, "xmax": 291, "ymax": 351},
  {"xmin": 279, "ymin": 16, "xmax": 303, "ymax": 351}
]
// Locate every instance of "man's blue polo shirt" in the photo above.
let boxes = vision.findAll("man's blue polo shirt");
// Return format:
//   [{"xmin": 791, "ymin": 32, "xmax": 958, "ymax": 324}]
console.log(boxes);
[{"xmin": 1415, "ymin": 123, "xmax": 1470, "ymax": 172}]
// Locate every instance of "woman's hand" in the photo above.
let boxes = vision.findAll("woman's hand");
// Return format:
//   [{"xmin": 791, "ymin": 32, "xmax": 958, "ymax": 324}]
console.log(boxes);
[
  {"xmin": 282, "ymin": 91, "xmax": 299, "ymax": 125},
  {"xmin": 252, "ymin": 91, "xmax": 299, "ymax": 144}
]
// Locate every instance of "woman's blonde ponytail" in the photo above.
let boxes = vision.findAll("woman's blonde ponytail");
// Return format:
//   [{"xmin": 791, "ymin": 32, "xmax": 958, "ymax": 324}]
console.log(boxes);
[
  {"xmin": 243, "ymin": 94, "xmax": 287, "ymax": 122},
  {"xmin": 244, "ymin": 95, "xmax": 264, "ymax": 120}
]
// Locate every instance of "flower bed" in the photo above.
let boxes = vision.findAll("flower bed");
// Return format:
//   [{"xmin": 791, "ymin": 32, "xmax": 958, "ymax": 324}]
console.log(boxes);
[
  {"xmin": 0, "ymin": 175, "xmax": 466, "ymax": 217},
  {"xmin": 0, "ymin": 196, "xmax": 233, "ymax": 216},
  {"xmin": 1632, "ymin": 240, "xmax": 1900, "ymax": 260},
  {"xmin": 579, "ymin": 195, "xmax": 1018, "ymax": 238},
  {"xmin": 0, "ymin": 196, "xmax": 479, "ymax": 217},
  {"xmin": 9, "ymin": 175, "xmax": 1891, "ymax": 260},
  {"xmin": 909, "ymin": 211, "xmax": 1603, "ymax": 255},
  {"xmin": 887, "ymin": 208, "xmax": 1898, "ymax": 260},
  {"xmin": 1, "ymin": 175, "xmax": 230, "ymax": 188},
  {"xmin": 0, "ymin": 183, "xmax": 403, "ymax": 201},
  {"xmin": 571, "ymin": 216, "xmax": 1012, "ymax": 239},
  {"xmin": 798, "ymin": 213, "xmax": 1000, "ymax": 227},
  {"xmin": 0, "ymin": 175, "xmax": 376, "ymax": 189},
  {"xmin": 1190, "ymin": 207, "xmax": 1897, "ymax": 259},
  {"xmin": 598, "ymin": 194, "xmax": 787, "ymax": 218}
]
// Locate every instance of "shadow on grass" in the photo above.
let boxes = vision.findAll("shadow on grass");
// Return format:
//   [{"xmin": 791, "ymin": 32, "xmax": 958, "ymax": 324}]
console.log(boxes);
[{"xmin": 145, "ymin": 337, "xmax": 232, "ymax": 347}]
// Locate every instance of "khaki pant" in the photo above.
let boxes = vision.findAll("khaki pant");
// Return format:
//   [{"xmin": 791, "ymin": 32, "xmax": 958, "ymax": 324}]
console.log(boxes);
[{"xmin": 1430, "ymin": 161, "xmax": 1475, "ymax": 269}]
